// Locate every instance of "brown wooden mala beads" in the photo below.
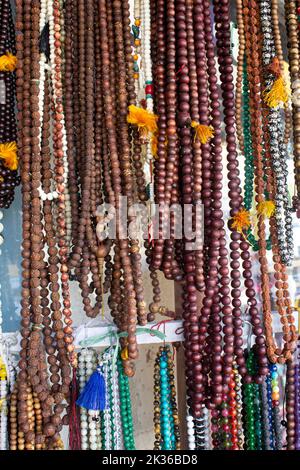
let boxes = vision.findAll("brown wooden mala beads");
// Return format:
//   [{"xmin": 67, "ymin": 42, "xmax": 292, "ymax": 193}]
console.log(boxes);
[
  {"xmin": 61, "ymin": 0, "xmax": 171, "ymax": 376},
  {"xmin": 235, "ymin": 0, "xmax": 246, "ymax": 154},
  {"xmin": 284, "ymin": 0, "xmax": 300, "ymax": 206},
  {"xmin": 241, "ymin": 0, "xmax": 297, "ymax": 363},
  {"xmin": 13, "ymin": 0, "xmax": 76, "ymax": 449}
]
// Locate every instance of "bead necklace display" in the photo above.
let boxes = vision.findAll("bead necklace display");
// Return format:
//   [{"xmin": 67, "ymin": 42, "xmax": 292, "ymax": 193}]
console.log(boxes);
[
  {"xmin": 285, "ymin": 0, "xmax": 300, "ymax": 204},
  {"xmin": 210, "ymin": 0, "xmax": 268, "ymax": 393},
  {"xmin": 239, "ymin": 0, "xmax": 297, "ymax": 365},
  {"xmin": 3, "ymin": 0, "xmax": 300, "ymax": 453},
  {"xmin": 153, "ymin": 345, "xmax": 180, "ymax": 450},
  {"xmin": 242, "ymin": 349, "xmax": 284, "ymax": 450},
  {"xmin": 149, "ymin": 0, "xmax": 269, "ymax": 417},
  {"xmin": 63, "ymin": 0, "xmax": 171, "ymax": 376},
  {"xmin": 14, "ymin": 0, "xmax": 75, "ymax": 450},
  {"xmin": 0, "ymin": 0, "xmax": 19, "ymax": 208}
]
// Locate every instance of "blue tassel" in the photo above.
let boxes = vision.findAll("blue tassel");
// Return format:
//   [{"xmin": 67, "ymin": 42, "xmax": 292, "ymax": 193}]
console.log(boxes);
[{"xmin": 76, "ymin": 367, "xmax": 106, "ymax": 411}]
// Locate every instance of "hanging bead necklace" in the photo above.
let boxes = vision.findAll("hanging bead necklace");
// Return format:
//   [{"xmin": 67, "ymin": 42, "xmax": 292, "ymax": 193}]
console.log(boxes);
[
  {"xmin": 117, "ymin": 356, "xmax": 135, "ymax": 450},
  {"xmin": 286, "ymin": 359, "xmax": 296, "ymax": 449},
  {"xmin": 285, "ymin": 0, "xmax": 300, "ymax": 206},
  {"xmin": 100, "ymin": 348, "xmax": 123, "ymax": 450},
  {"xmin": 228, "ymin": 369, "xmax": 239, "ymax": 450},
  {"xmin": 241, "ymin": 0, "xmax": 297, "ymax": 365},
  {"xmin": 13, "ymin": 0, "xmax": 76, "ymax": 449},
  {"xmin": 294, "ymin": 351, "xmax": 300, "ymax": 450},
  {"xmin": 153, "ymin": 345, "xmax": 180, "ymax": 450},
  {"xmin": 0, "ymin": 0, "xmax": 20, "ymax": 209},
  {"xmin": 260, "ymin": 0, "xmax": 294, "ymax": 267},
  {"xmin": 233, "ymin": 363, "xmax": 244, "ymax": 450},
  {"xmin": 242, "ymin": 350, "xmax": 262, "ymax": 450},
  {"xmin": 63, "ymin": 0, "xmax": 170, "ymax": 376},
  {"xmin": 212, "ymin": 0, "xmax": 269, "ymax": 385},
  {"xmin": 77, "ymin": 349, "xmax": 100, "ymax": 450}
]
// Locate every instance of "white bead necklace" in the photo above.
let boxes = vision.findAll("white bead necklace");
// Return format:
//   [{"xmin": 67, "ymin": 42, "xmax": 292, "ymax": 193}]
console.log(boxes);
[
  {"xmin": 101, "ymin": 348, "xmax": 123, "ymax": 450},
  {"xmin": 78, "ymin": 348, "xmax": 102, "ymax": 450},
  {"xmin": 186, "ymin": 414, "xmax": 196, "ymax": 450},
  {"xmin": 37, "ymin": 0, "xmax": 58, "ymax": 203}
]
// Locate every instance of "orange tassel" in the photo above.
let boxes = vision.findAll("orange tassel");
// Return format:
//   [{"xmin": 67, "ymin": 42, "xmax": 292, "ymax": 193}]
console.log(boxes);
[
  {"xmin": 0, "ymin": 142, "xmax": 18, "ymax": 170},
  {"xmin": 127, "ymin": 105, "xmax": 158, "ymax": 136},
  {"xmin": 0, "ymin": 52, "xmax": 17, "ymax": 72},
  {"xmin": 231, "ymin": 208, "xmax": 251, "ymax": 234},
  {"xmin": 191, "ymin": 121, "xmax": 214, "ymax": 144}
]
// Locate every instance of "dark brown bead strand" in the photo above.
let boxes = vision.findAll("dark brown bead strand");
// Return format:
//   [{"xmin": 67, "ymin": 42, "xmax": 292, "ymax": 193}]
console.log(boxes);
[
  {"xmin": 242, "ymin": 0, "xmax": 297, "ymax": 364},
  {"xmin": 0, "ymin": 0, "xmax": 20, "ymax": 208},
  {"xmin": 186, "ymin": 0, "xmax": 204, "ymax": 292},
  {"xmin": 15, "ymin": 0, "xmax": 31, "ymax": 447},
  {"xmin": 151, "ymin": 0, "xmax": 167, "ymax": 272},
  {"xmin": 97, "ymin": 0, "xmax": 137, "ymax": 374},
  {"xmin": 193, "ymin": 0, "xmax": 225, "ymax": 407},
  {"xmin": 112, "ymin": 0, "xmax": 147, "ymax": 327},
  {"xmin": 13, "ymin": 0, "xmax": 74, "ymax": 449},
  {"xmin": 285, "ymin": 0, "xmax": 300, "ymax": 203},
  {"xmin": 212, "ymin": 0, "xmax": 269, "ymax": 382},
  {"xmin": 175, "ymin": 0, "xmax": 202, "ymax": 414},
  {"xmin": 286, "ymin": 360, "xmax": 296, "ymax": 449},
  {"xmin": 64, "ymin": 0, "xmax": 79, "ymax": 247}
]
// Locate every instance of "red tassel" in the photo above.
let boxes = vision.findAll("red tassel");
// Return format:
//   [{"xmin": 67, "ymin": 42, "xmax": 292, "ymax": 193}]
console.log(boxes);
[{"xmin": 69, "ymin": 368, "xmax": 81, "ymax": 450}]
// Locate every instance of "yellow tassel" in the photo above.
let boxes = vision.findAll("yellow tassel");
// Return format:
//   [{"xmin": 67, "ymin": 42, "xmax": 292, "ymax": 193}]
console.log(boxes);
[
  {"xmin": 120, "ymin": 346, "xmax": 129, "ymax": 361},
  {"xmin": 231, "ymin": 208, "xmax": 251, "ymax": 234},
  {"xmin": 0, "ymin": 356, "xmax": 7, "ymax": 381},
  {"xmin": 257, "ymin": 200, "xmax": 275, "ymax": 219},
  {"xmin": 263, "ymin": 76, "xmax": 289, "ymax": 108},
  {"xmin": 191, "ymin": 121, "xmax": 214, "ymax": 144},
  {"xmin": 151, "ymin": 133, "xmax": 158, "ymax": 157},
  {"xmin": 127, "ymin": 104, "xmax": 158, "ymax": 136},
  {"xmin": 0, "ymin": 52, "xmax": 17, "ymax": 72},
  {"xmin": 0, "ymin": 142, "xmax": 18, "ymax": 171}
]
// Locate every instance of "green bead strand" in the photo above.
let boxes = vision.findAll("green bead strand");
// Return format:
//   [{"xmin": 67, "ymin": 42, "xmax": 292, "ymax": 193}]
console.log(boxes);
[
  {"xmin": 242, "ymin": 349, "xmax": 265, "ymax": 450},
  {"xmin": 117, "ymin": 358, "xmax": 136, "ymax": 450},
  {"xmin": 242, "ymin": 58, "xmax": 272, "ymax": 251}
]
